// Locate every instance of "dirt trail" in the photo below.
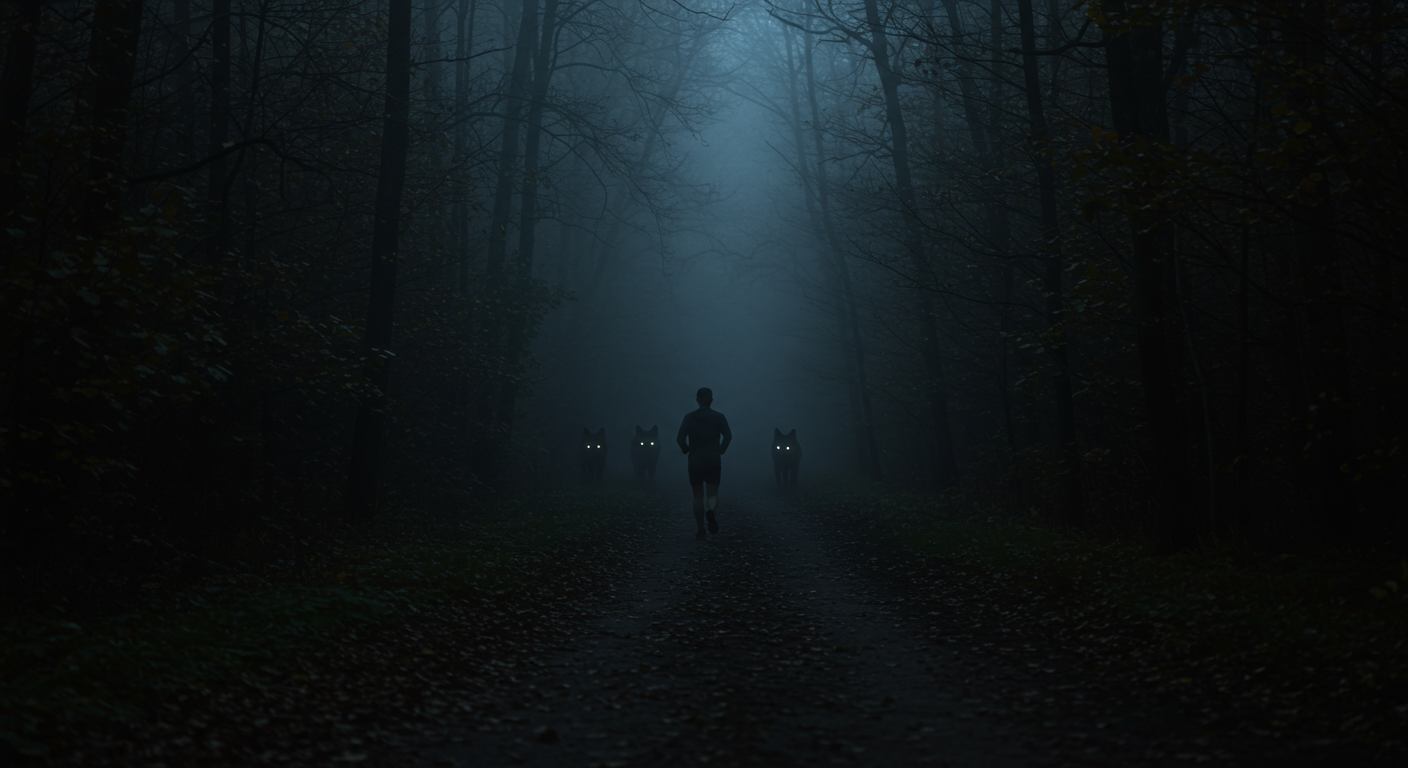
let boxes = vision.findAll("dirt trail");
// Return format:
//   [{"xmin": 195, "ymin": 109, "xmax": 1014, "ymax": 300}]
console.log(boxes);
[{"xmin": 377, "ymin": 495, "xmax": 1353, "ymax": 767}]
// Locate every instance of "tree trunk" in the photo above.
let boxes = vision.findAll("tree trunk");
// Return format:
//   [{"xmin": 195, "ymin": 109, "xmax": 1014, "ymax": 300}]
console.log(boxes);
[
  {"xmin": 495, "ymin": 0, "xmax": 560, "ymax": 433},
  {"xmin": 1169, "ymin": 27, "xmax": 1217, "ymax": 537},
  {"xmin": 205, "ymin": 0, "xmax": 231, "ymax": 257},
  {"xmin": 1099, "ymin": 0, "xmax": 1194, "ymax": 553},
  {"xmin": 485, "ymin": 0, "xmax": 537, "ymax": 282},
  {"xmin": 944, "ymin": 0, "xmax": 1021, "ymax": 483},
  {"xmin": 1283, "ymin": 1, "xmax": 1358, "ymax": 541},
  {"xmin": 423, "ymin": 0, "xmax": 446, "ymax": 282},
  {"xmin": 470, "ymin": 0, "xmax": 536, "ymax": 479},
  {"xmin": 78, "ymin": 0, "xmax": 146, "ymax": 236},
  {"xmin": 235, "ymin": 0, "xmax": 270, "ymax": 255},
  {"xmin": 1235, "ymin": 223, "xmax": 1251, "ymax": 534},
  {"xmin": 784, "ymin": 28, "xmax": 867, "ymax": 478},
  {"xmin": 261, "ymin": 392, "xmax": 275, "ymax": 517},
  {"xmin": 802, "ymin": 32, "xmax": 881, "ymax": 480},
  {"xmin": 1016, "ymin": 0, "xmax": 1083, "ymax": 527},
  {"xmin": 345, "ymin": 0, "xmax": 413, "ymax": 522},
  {"xmin": 0, "ymin": 0, "xmax": 40, "ymax": 166},
  {"xmin": 0, "ymin": 0, "xmax": 41, "ymax": 243},
  {"xmin": 450, "ymin": 0, "xmax": 477, "ymax": 444},
  {"xmin": 938, "ymin": 0, "xmax": 990, "ymax": 164},
  {"xmin": 172, "ymin": 0, "xmax": 195, "ymax": 160},
  {"xmin": 451, "ymin": 0, "xmax": 477, "ymax": 296},
  {"xmin": 860, "ymin": 0, "xmax": 958, "ymax": 488},
  {"xmin": 988, "ymin": 0, "xmax": 1021, "ymax": 479}
]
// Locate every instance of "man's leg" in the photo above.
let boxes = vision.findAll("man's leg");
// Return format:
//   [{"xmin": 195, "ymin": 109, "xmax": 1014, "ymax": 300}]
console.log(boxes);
[
  {"xmin": 704, "ymin": 480, "xmax": 719, "ymax": 534},
  {"xmin": 691, "ymin": 482, "xmax": 707, "ymax": 538}
]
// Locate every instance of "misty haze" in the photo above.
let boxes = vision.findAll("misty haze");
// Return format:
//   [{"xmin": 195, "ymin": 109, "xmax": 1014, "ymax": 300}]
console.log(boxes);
[{"xmin": 1, "ymin": 0, "xmax": 1405, "ymax": 765}]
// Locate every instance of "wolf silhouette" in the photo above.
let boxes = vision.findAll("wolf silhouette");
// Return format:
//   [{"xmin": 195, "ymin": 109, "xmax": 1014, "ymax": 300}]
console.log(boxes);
[
  {"xmin": 773, "ymin": 428, "xmax": 800, "ymax": 491},
  {"xmin": 631, "ymin": 425, "xmax": 661, "ymax": 484},
  {"xmin": 581, "ymin": 427, "xmax": 607, "ymax": 484}
]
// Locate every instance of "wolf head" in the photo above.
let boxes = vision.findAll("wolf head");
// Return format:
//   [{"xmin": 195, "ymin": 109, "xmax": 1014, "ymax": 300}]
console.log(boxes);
[
  {"xmin": 634, "ymin": 425, "xmax": 659, "ymax": 448},
  {"xmin": 773, "ymin": 428, "xmax": 798, "ymax": 452},
  {"xmin": 582, "ymin": 427, "xmax": 606, "ymax": 451}
]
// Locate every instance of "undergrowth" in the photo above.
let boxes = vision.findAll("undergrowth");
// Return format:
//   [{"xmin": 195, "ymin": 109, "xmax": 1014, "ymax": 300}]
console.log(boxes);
[
  {"xmin": 0, "ymin": 488, "xmax": 642, "ymax": 757},
  {"xmin": 811, "ymin": 484, "xmax": 1408, "ymax": 750}
]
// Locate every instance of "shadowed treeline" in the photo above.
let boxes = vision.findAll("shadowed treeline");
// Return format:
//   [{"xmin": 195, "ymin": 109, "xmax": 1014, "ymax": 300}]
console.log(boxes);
[
  {"xmin": 745, "ymin": 0, "xmax": 1408, "ymax": 552},
  {"xmin": 2, "ymin": 2, "xmax": 1407, "ymax": 761},
  {"xmin": 2, "ymin": 0, "xmax": 1406, "ymax": 607}
]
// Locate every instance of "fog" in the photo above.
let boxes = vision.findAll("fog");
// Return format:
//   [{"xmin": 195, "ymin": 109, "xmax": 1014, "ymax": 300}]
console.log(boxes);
[
  {"xmin": 5, "ymin": 0, "xmax": 1405, "ymax": 757},
  {"xmin": 7, "ymin": 0, "xmax": 1404, "ymax": 559},
  {"xmin": 525, "ymin": 93, "xmax": 851, "ymax": 490}
]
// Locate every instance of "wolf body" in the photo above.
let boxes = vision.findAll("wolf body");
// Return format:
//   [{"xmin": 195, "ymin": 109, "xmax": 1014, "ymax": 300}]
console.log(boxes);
[
  {"xmin": 631, "ymin": 425, "xmax": 661, "ymax": 484},
  {"xmin": 581, "ymin": 427, "xmax": 607, "ymax": 484},
  {"xmin": 772, "ymin": 428, "xmax": 800, "ymax": 491}
]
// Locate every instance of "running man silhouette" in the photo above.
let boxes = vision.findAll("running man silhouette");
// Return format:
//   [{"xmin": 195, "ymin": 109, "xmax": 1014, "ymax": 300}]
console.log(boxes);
[{"xmin": 676, "ymin": 387, "xmax": 732, "ymax": 540}]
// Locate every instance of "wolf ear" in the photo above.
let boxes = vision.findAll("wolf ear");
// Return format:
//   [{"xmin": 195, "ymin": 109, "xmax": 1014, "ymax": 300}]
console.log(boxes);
[
  {"xmin": 788, "ymin": 429, "xmax": 797, "ymax": 437},
  {"xmin": 649, "ymin": 425, "xmax": 658, "ymax": 434},
  {"xmin": 774, "ymin": 428, "xmax": 782, "ymax": 436},
  {"xmin": 635, "ymin": 425, "xmax": 643, "ymax": 434},
  {"xmin": 583, "ymin": 428, "xmax": 590, "ymax": 436}
]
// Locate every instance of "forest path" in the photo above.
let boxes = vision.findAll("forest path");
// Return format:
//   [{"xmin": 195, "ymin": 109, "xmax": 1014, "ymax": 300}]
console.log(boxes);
[{"xmin": 381, "ymin": 494, "xmax": 1335, "ymax": 768}]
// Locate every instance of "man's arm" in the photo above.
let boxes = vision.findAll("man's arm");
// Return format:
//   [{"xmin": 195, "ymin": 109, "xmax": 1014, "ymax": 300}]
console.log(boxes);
[
  {"xmin": 718, "ymin": 414, "xmax": 732, "ymax": 455},
  {"xmin": 677, "ymin": 415, "xmax": 691, "ymax": 454}
]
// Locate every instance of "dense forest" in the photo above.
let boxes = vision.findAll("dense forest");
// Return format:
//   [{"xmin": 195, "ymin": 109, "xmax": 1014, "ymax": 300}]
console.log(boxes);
[
  {"xmin": 5, "ymin": 0, "xmax": 1403, "ymax": 583},
  {"xmin": 3, "ymin": 0, "xmax": 1407, "ymax": 762}
]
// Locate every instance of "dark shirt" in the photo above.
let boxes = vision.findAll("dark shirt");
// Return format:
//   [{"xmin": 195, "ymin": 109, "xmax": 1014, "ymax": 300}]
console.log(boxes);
[{"xmin": 677, "ymin": 406, "xmax": 732, "ymax": 466}]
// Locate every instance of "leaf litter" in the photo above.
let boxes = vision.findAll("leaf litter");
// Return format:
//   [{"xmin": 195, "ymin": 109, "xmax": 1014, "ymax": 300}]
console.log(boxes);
[{"xmin": 5, "ymin": 489, "xmax": 1398, "ymax": 766}]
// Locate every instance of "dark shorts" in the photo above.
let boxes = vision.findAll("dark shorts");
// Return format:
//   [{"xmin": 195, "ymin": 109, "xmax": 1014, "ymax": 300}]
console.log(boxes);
[{"xmin": 688, "ymin": 464, "xmax": 721, "ymax": 488}]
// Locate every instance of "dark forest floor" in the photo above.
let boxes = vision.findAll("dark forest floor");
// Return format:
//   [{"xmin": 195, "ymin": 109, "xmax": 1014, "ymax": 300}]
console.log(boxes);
[
  {"xmin": 373, "ymin": 493, "xmax": 1388, "ymax": 768},
  {"xmin": 4, "ymin": 489, "xmax": 1401, "ymax": 766}
]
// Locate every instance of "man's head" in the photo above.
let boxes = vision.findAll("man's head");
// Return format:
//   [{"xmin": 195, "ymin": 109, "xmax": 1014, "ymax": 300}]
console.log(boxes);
[{"xmin": 696, "ymin": 387, "xmax": 713, "ymax": 406}]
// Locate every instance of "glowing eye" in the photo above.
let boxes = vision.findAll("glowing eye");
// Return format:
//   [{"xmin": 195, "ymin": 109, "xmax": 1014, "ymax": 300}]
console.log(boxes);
[
  {"xmin": 775, "ymin": 446, "xmax": 780, "ymax": 449},
  {"xmin": 650, "ymin": 442, "xmax": 654, "ymax": 445}
]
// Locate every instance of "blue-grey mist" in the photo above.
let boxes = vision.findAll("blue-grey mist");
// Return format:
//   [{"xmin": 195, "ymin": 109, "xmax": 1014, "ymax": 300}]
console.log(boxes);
[{"xmin": 524, "ymin": 96, "xmax": 852, "ymax": 493}]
